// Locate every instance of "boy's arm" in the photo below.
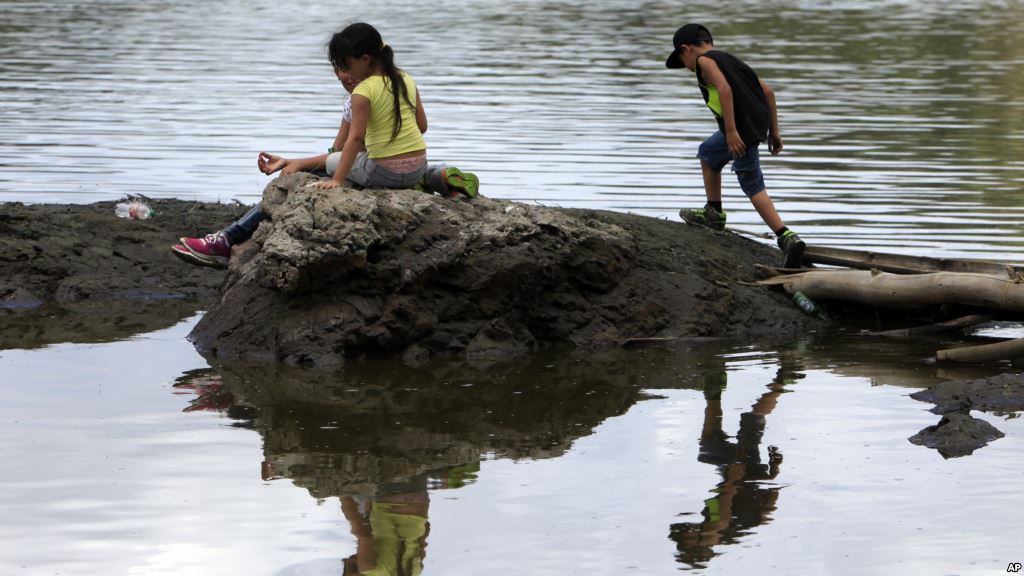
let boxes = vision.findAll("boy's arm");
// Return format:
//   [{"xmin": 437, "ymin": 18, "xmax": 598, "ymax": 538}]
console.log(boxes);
[
  {"xmin": 332, "ymin": 118, "xmax": 351, "ymax": 152},
  {"xmin": 315, "ymin": 93, "xmax": 368, "ymax": 189},
  {"xmin": 697, "ymin": 56, "xmax": 745, "ymax": 157},
  {"xmin": 759, "ymin": 78, "xmax": 783, "ymax": 155}
]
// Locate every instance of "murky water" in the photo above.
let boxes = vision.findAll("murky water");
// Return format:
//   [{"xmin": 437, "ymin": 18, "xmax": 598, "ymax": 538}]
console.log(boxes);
[
  {"xmin": 2, "ymin": 0, "xmax": 1024, "ymax": 259},
  {"xmin": 2, "ymin": 318, "xmax": 1023, "ymax": 575},
  {"xmin": 3, "ymin": 0, "xmax": 1024, "ymax": 574}
]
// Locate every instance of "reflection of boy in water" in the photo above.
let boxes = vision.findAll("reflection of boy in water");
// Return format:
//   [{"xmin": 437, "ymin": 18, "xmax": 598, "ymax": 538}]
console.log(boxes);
[
  {"xmin": 342, "ymin": 492, "xmax": 431, "ymax": 576},
  {"xmin": 670, "ymin": 360, "xmax": 800, "ymax": 569}
]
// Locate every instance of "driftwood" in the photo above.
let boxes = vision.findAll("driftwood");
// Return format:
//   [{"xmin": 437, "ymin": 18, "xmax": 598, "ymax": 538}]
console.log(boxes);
[
  {"xmin": 754, "ymin": 264, "xmax": 815, "ymax": 276},
  {"xmin": 869, "ymin": 314, "xmax": 992, "ymax": 338},
  {"xmin": 759, "ymin": 270, "xmax": 1024, "ymax": 311},
  {"xmin": 754, "ymin": 243, "xmax": 1024, "ymax": 361},
  {"xmin": 803, "ymin": 246, "xmax": 1024, "ymax": 277},
  {"xmin": 937, "ymin": 337, "xmax": 1024, "ymax": 363},
  {"xmin": 621, "ymin": 336, "xmax": 679, "ymax": 348}
]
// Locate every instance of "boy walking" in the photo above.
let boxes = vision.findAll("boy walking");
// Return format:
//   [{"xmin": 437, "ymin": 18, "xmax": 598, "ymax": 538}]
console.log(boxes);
[{"xmin": 666, "ymin": 23, "xmax": 805, "ymax": 268}]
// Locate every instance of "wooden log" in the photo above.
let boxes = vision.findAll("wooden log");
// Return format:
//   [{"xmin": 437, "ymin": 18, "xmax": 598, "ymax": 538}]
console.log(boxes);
[
  {"xmin": 869, "ymin": 314, "xmax": 992, "ymax": 338},
  {"xmin": 937, "ymin": 337, "xmax": 1024, "ymax": 363},
  {"xmin": 622, "ymin": 336, "xmax": 679, "ymax": 348},
  {"xmin": 803, "ymin": 246, "xmax": 1024, "ymax": 277},
  {"xmin": 758, "ymin": 270, "xmax": 1024, "ymax": 311},
  {"xmin": 754, "ymin": 264, "xmax": 815, "ymax": 277}
]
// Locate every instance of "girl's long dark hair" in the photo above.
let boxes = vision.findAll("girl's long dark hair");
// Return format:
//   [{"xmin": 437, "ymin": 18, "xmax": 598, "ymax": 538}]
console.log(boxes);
[{"xmin": 328, "ymin": 23, "xmax": 414, "ymax": 142}]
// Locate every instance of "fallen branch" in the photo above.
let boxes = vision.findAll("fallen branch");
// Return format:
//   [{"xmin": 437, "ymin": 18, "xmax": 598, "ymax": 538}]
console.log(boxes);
[
  {"xmin": 803, "ymin": 246, "xmax": 1024, "ymax": 277},
  {"xmin": 937, "ymin": 337, "xmax": 1024, "ymax": 363},
  {"xmin": 622, "ymin": 337, "xmax": 679, "ymax": 348},
  {"xmin": 759, "ymin": 270, "xmax": 1024, "ymax": 312},
  {"xmin": 869, "ymin": 314, "xmax": 992, "ymax": 338},
  {"xmin": 754, "ymin": 264, "xmax": 816, "ymax": 277}
]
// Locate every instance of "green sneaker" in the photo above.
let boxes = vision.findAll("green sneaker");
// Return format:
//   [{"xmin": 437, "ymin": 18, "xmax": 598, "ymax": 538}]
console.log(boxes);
[
  {"xmin": 679, "ymin": 204, "xmax": 727, "ymax": 231},
  {"xmin": 443, "ymin": 167, "xmax": 479, "ymax": 199},
  {"xmin": 777, "ymin": 230, "xmax": 806, "ymax": 268}
]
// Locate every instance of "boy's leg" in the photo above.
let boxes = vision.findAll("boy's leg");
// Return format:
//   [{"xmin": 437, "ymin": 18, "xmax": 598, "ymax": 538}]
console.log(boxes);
[
  {"xmin": 221, "ymin": 204, "xmax": 268, "ymax": 246},
  {"xmin": 749, "ymin": 190, "xmax": 804, "ymax": 267},
  {"xmin": 337, "ymin": 152, "xmax": 372, "ymax": 188},
  {"xmin": 680, "ymin": 132, "xmax": 730, "ymax": 230},
  {"xmin": 701, "ymin": 160, "xmax": 723, "ymax": 206},
  {"xmin": 734, "ymin": 150, "xmax": 805, "ymax": 268},
  {"xmin": 749, "ymin": 191, "xmax": 783, "ymax": 232},
  {"xmin": 172, "ymin": 204, "xmax": 264, "ymax": 268}
]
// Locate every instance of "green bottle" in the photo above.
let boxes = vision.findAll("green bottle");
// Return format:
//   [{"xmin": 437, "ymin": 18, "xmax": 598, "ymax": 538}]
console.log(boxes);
[{"xmin": 792, "ymin": 291, "xmax": 829, "ymax": 321}]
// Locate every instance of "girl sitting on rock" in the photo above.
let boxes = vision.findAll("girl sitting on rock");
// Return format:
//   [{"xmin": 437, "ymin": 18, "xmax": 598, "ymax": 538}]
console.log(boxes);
[{"xmin": 173, "ymin": 22, "xmax": 478, "ymax": 268}]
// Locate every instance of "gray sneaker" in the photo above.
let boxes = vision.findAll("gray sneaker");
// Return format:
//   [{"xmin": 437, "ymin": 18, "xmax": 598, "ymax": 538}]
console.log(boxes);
[
  {"xmin": 679, "ymin": 204, "xmax": 727, "ymax": 231},
  {"xmin": 777, "ymin": 230, "xmax": 806, "ymax": 268}
]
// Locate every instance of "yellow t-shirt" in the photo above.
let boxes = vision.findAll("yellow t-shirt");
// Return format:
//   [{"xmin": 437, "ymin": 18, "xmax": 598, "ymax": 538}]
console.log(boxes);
[{"xmin": 353, "ymin": 72, "xmax": 426, "ymax": 159}]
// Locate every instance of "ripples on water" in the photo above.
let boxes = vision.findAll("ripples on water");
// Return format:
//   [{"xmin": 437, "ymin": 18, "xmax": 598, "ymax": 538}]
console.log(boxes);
[
  {"xmin": 2, "ymin": 319, "xmax": 1023, "ymax": 575},
  {"xmin": 1, "ymin": 0, "xmax": 1022, "ymax": 260},
  {"xmin": 4, "ymin": 3, "xmax": 1024, "ymax": 574}
]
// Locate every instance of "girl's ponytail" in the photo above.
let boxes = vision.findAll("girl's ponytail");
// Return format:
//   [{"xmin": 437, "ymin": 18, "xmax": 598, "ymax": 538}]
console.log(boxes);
[
  {"xmin": 327, "ymin": 23, "xmax": 415, "ymax": 143},
  {"xmin": 377, "ymin": 44, "xmax": 415, "ymax": 142}
]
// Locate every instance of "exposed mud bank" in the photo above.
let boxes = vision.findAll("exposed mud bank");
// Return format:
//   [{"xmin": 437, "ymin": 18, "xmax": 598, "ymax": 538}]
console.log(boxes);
[
  {"xmin": 0, "ymin": 199, "xmax": 247, "ymax": 349},
  {"xmin": 187, "ymin": 174, "xmax": 821, "ymax": 366},
  {"xmin": 909, "ymin": 373, "xmax": 1024, "ymax": 457}
]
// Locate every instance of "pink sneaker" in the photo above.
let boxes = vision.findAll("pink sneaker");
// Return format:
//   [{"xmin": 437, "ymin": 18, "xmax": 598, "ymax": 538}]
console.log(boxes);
[{"xmin": 175, "ymin": 232, "xmax": 231, "ymax": 268}]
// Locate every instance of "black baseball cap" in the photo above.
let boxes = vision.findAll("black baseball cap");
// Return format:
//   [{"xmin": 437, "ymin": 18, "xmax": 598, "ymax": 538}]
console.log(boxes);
[{"xmin": 665, "ymin": 24, "xmax": 712, "ymax": 69}]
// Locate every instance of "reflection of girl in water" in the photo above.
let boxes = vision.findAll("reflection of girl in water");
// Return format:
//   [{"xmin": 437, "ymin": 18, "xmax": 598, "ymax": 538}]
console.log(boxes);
[{"xmin": 342, "ymin": 493, "xmax": 430, "ymax": 576}]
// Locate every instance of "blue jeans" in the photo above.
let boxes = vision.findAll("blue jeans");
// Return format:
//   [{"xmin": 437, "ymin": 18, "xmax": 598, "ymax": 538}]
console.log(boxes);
[{"xmin": 696, "ymin": 131, "xmax": 766, "ymax": 198}]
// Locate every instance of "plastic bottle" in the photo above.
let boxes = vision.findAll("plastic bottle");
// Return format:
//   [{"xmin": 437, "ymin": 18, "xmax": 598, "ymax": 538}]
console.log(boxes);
[
  {"xmin": 115, "ymin": 201, "xmax": 155, "ymax": 220},
  {"xmin": 792, "ymin": 291, "xmax": 829, "ymax": 321}
]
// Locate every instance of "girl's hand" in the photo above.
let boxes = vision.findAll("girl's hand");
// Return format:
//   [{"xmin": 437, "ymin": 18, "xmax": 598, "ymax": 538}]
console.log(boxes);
[
  {"xmin": 768, "ymin": 133, "xmax": 784, "ymax": 155},
  {"xmin": 258, "ymin": 152, "xmax": 288, "ymax": 175},
  {"xmin": 313, "ymin": 179, "xmax": 342, "ymax": 191}
]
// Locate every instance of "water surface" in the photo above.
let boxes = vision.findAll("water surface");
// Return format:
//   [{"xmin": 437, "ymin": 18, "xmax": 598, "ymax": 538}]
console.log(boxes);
[
  {"xmin": 2, "ymin": 318, "xmax": 1022, "ymax": 574},
  {"xmin": 1, "ymin": 0, "xmax": 1022, "ymax": 260},
  {"xmin": 2, "ymin": 1, "xmax": 1024, "ymax": 574}
]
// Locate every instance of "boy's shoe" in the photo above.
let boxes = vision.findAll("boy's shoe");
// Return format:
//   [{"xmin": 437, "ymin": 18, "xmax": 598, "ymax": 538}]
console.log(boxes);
[
  {"xmin": 777, "ymin": 230, "xmax": 806, "ymax": 268},
  {"xmin": 443, "ymin": 167, "xmax": 479, "ymax": 199},
  {"xmin": 679, "ymin": 204, "xmax": 727, "ymax": 231},
  {"xmin": 174, "ymin": 232, "xmax": 231, "ymax": 268}
]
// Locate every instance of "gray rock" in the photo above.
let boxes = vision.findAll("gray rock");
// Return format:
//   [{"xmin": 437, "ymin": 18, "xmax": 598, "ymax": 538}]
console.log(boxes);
[
  {"xmin": 189, "ymin": 174, "xmax": 819, "ymax": 365},
  {"xmin": 909, "ymin": 373, "xmax": 1024, "ymax": 414},
  {"xmin": 908, "ymin": 373, "xmax": 1023, "ymax": 457},
  {"xmin": 908, "ymin": 412, "xmax": 1004, "ymax": 458}
]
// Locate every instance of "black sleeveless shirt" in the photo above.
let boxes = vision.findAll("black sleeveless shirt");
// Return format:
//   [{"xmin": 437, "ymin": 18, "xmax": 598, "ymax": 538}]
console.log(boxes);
[{"xmin": 694, "ymin": 50, "xmax": 771, "ymax": 147}]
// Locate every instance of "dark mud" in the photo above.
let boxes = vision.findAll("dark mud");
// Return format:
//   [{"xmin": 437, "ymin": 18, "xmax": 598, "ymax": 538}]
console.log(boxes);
[
  {"xmin": 2, "ymin": 192, "xmax": 821, "ymax": 356},
  {"xmin": 188, "ymin": 174, "xmax": 823, "ymax": 366},
  {"xmin": 0, "ymin": 199, "xmax": 247, "ymax": 349},
  {"xmin": 909, "ymin": 373, "xmax": 1024, "ymax": 457}
]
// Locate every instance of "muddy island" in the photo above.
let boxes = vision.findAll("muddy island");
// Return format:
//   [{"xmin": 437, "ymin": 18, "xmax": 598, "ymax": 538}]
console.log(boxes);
[
  {"xmin": 0, "ymin": 198, "xmax": 247, "ymax": 349},
  {"xmin": 187, "ymin": 173, "xmax": 820, "ymax": 365},
  {"xmin": 2, "ymin": 182, "xmax": 821, "ymax": 355}
]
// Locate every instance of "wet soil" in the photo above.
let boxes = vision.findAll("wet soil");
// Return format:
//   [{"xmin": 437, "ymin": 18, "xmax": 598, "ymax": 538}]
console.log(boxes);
[
  {"xmin": 186, "ymin": 176, "xmax": 823, "ymax": 365},
  {"xmin": 909, "ymin": 373, "xmax": 1024, "ymax": 457},
  {"xmin": 0, "ymin": 199, "xmax": 247, "ymax": 349}
]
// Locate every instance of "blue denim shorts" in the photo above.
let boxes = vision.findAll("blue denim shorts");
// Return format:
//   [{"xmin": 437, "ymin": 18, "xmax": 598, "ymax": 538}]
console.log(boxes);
[{"xmin": 696, "ymin": 131, "xmax": 766, "ymax": 198}]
